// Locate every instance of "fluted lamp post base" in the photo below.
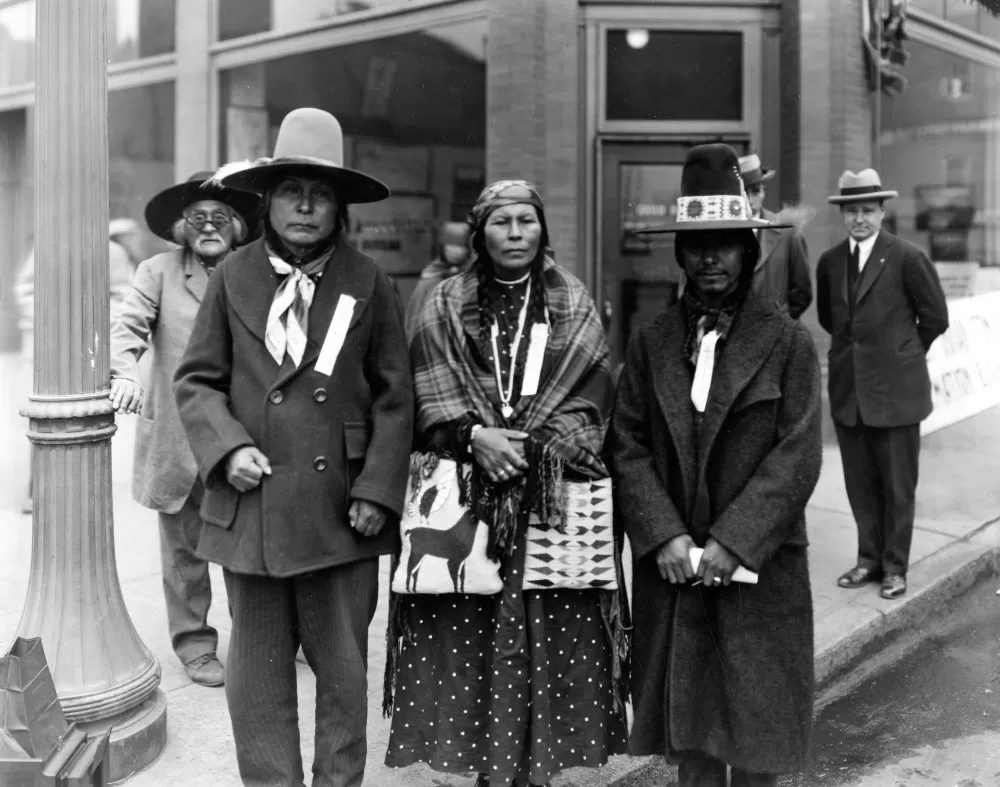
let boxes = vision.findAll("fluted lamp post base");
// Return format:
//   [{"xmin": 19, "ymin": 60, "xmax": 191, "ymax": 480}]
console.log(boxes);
[
  {"xmin": 18, "ymin": 398, "xmax": 168, "ymax": 782},
  {"xmin": 82, "ymin": 691, "xmax": 168, "ymax": 782}
]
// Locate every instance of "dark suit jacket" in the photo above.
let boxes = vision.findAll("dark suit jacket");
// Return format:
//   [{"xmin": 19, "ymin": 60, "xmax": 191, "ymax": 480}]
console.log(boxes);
[
  {"xmin": 754, "ymin": 208, "xmax": 813, "ymax": 319},
  {"xmin": 174, "ymin": 236, "xmax": 413, "ymax": 577},
  {"xmin": 816, "ymin": 231, "xmax": 948, "ymax": 428}
]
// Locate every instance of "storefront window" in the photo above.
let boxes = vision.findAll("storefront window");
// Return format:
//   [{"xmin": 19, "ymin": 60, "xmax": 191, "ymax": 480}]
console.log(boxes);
[
  {"xmin": 0, "ymin": 1, "xmax": 34, "ymax": 88},
  {"xmin": 109, "ymin": 82, "xmax": 177, "ymax": 259},
  {"xmin": 944, "ymin": 0, "xmax": 979, "ymax": 31},
  {"xmin": 880, "ymin": 39, "xmax": 1000, "ymax": 296},
  {"xmin": 0, "ymin": 0, "xmax": 175, "ymax": 89},
  {"xmin": 219, "ymin": 18, "xmax": 486, "ymax": 305},
  {"xmin": 108, "ymin": 0, "xmax": 176, "ymax": 62},
  {"xmin": 605, "ymin": 29, "xmax": 743, "ymax": 121},
  {"xmin": 910, "ymin": 0, "xmax": 945, "ymax": 14},
  {"xmin": 217, "ymin": 0, "xmax": 419, "ymax": 42}
]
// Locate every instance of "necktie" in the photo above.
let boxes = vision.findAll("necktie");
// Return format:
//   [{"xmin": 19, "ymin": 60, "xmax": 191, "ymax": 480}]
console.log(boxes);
[{"xmin": 265, "ymin": 255, "xmax": 326, "ymax": 367}]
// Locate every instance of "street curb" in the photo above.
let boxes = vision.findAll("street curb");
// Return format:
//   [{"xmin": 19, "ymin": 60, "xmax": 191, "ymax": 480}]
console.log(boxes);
[
  {"xmin": 601, "ymin": 517, "xmax": 1000, "ymax": 787},
  {"xmin": 815, "ymin": 516, "xmax": 1000, "ymax": 707}
]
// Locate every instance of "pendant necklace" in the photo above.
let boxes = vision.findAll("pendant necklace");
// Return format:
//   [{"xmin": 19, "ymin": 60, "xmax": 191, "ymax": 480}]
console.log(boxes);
[{"xmin": 490, "ymin": 278, "xmax": 531, "ymax": 419}]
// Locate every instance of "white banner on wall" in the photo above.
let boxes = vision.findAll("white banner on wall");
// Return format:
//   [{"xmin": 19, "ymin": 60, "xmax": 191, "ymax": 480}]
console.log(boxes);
[{"xmin": 921, "ymin": 291, "xmax": 1000, "ymax": 435}]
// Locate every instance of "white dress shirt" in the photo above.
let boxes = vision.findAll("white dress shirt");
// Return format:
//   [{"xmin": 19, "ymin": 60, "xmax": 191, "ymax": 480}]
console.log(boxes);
[{"xmin": 850, "ymin": 231, "xmax": 879, "ymax": 274}]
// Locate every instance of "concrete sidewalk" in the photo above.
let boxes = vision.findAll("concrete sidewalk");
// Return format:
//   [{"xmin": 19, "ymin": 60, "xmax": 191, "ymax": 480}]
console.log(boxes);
[{"xmin": 1, "ymin": 352, "xmax": 998, "ymax": 784}]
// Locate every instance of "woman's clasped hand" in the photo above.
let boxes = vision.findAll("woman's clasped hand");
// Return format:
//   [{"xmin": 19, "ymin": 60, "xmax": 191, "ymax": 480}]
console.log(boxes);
[{"xmin": 470, "ymin": 427, "xmax": 529, "ymax": 483}]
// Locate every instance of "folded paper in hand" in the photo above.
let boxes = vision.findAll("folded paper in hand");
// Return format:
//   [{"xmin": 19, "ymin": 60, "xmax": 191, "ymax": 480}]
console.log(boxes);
[{"xmin": 689, "ymin": 547, "xmax": 758, "ymax": 584}]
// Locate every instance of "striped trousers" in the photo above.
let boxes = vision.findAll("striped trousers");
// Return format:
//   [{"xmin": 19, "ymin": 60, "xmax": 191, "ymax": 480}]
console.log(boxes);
[{"xmin": 223, "ymin": 559, "xmax": 379, "ymax": 787}]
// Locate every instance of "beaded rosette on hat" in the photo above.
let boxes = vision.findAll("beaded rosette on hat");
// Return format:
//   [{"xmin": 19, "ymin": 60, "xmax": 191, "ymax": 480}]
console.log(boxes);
[
  {"xmin": 675, "ymin": 181, "xmax": 755, "ymax": 225},
  {"xmin": 637, "ymin": 143, "xmax": 792, "ymax": 234}
]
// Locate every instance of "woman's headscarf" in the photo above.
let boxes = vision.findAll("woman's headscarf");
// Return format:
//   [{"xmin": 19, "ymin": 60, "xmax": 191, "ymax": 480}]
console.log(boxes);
[
  {"xmin": 468, "ymin": 180, "xmax": 549, "ymax": 249},
  {"xmin": 468, "ymin": 180, "xmax": 553, "ymax": 353}
]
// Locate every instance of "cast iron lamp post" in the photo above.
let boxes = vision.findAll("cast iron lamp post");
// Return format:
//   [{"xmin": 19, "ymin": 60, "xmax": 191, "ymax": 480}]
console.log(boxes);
[{"xmin": 15, "ymin": 0, "xmax": 167, "ymax": 780}]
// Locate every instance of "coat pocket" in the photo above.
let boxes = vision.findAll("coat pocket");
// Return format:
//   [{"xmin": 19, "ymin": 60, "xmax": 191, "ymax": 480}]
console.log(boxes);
[
  {"xmin": 199, "ymin": 484, "xmax": 239, "ymax": 529},
  {"xmin": 732, "ymin": 379, "xmax": 782, "ymax": 413},
  {"xmin": 344, "ymin": 420, "xmax": 372, "ymax": 494}
]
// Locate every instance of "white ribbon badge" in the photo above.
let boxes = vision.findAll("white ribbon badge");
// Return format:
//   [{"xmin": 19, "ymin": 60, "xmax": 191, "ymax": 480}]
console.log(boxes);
[
  {"xmin": 314, "ymin": 294, "xmax": 357, "ymax": 377},
  {"xmin": 690, "ymin": 330, "xmax": 720, "ymax": 413},
  {"xmin": 519, "ymin": 322, "xmax": 549, "ymax": 397}
]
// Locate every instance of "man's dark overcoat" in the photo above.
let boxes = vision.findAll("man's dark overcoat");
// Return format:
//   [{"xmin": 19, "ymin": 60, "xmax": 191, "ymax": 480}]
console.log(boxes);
[
  {"xmin": 753, "ymin": 207, "xmax": 813, "ymax": 320},
  {"xmin": 174, "ymin": 236, "xmax": 413, "ymax": 577},
  {"xmin": 607, "ymin": 297, "xmax": 822, "ymax": 774},
  {"xmin": 816, "ymin": 231, "xmax": 948, "ymax": 427}
]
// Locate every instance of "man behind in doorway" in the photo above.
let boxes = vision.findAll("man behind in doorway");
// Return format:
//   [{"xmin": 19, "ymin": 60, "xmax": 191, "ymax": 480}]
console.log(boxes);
[
  {"xmin": 817, "ymin": 169, "xmax": 948, "ymax": 601},
  {"xmin": 404, "ymin": 220, "xmax": 471, "ymax": 340},
  {"xmin": 739, "ymin": 154, "xmax": 813, "ymax": 318},
  {"xmin": 110, "ymin": 171, "xmax": 261, "ymax": 687}
]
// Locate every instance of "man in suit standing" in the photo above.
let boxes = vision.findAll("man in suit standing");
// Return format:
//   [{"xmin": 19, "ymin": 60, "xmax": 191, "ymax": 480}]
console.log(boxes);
[
  {"xmin": 817, "ymin": 169, "xmax": 949, "ymax": 600},
  {"xmin": 740, "ymin": 154, "xmax": 813, "ymax": 319},
  {"xmin": 175, "ymin": 108, "xmax": 413, "ymax": 786}
]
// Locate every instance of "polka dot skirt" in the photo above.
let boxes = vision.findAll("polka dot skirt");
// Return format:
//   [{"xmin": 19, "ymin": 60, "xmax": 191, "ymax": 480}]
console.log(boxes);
[{"xmin": 385, "ymin": 533, "xmax": 628, "ymax": 784}]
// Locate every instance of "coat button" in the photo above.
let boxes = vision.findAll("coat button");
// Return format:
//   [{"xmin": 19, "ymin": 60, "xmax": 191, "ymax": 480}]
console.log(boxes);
[
  {"xmin": 313, "ymin": 387, "xmax": 328, "ymax": 403},
  {"xmin": 269, "ymin": 390, "xmax": 283, "ymax": 405},
  {"xmin": 313, "ymin": 456, "xmax": 328, "ymax": 472}
]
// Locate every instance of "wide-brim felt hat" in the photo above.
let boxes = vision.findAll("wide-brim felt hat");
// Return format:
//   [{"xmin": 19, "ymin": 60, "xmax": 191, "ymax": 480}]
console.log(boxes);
[
  {"xmin": 828, "ymin": 169, "xmax": 898, "ymax": 204},
  {"xmin": 220, "ymin": 108, "xmax": 390, "ymax": 204},
  {"xmin": 639, "ymin": 144, "xmax": 791, "ymax": 234},
  {"xmin": 738, "ymin": 154, "xmax": 776, "ymax": 188},
  {"xmin": 144, "ymin": 171, "xmax": 262, "ymax": 243}
]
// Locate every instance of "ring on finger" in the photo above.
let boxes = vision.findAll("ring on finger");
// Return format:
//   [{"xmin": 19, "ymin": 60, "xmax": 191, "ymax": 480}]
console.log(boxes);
[{"xmin": 713, "ymin": 576, "xmax": 722, "ymax": 584}]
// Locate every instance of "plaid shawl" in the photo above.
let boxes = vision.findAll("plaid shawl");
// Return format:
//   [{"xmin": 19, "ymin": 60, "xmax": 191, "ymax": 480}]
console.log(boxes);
[
  {"xmin": 389, "ymin": 258, "xmax": 630, "ymax": 721},
  {"xmin": 411, "ymin": 256, "xmax": 612, "ymax": 480}
]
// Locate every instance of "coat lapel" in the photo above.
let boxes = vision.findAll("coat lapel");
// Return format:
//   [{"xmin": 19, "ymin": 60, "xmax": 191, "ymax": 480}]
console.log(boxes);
[
  {"xmin": 832, "ymin": 239, "xmax": 851, "ymax": 307},
  {"xmin": 755, "ymin": 209, "xmax": 779, "ymax": 270},
  {"xmin": 695, "ymin": 300, "xmax": 784, "ymax": 483},
  {"xmin": 223, "ymin": 238, "xmax": 278, "ymax": 344},
  {"xmin": 224, "ymin": 237, "xmax": 377, "ymax": 386},
  {"xmin": 855, "ymin": 231, "xmax": 893, "ymax": 306},
  {"xmin": 273, "ymin": 239, "xmax": 376, "ymax": 388},
  {"xmin": 647, "ymin": 307, "xmax": 698, "ymax": 515},
  {"xmin": 183, "ymin": 252, "xmax": 209, "ymax": 303}
]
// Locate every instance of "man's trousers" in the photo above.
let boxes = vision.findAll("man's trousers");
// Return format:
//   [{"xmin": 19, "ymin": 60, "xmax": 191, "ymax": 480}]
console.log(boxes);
[
  {"xmin": 158, "ymin": 480, "xmax": 218, "ymax": 664},
  {"xmin": 834, "ymin": 421, "xmax": 921, "ymax": 575},
  {"xmin": 223, "ymin": 558, "xmax": 379, "ymax": 787}
]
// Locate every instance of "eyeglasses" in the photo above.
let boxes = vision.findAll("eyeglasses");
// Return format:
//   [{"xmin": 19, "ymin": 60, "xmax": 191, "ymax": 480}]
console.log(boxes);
[{"xmin": 184, "ymin": 211, "xmax": 232, "ymax": 231}]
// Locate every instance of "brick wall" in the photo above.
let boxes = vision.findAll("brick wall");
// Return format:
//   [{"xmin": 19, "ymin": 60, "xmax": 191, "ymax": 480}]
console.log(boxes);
[
  {"xmin": 798, "ymin": 0, "xmax": 874, "ymax": 358},
  {"xmin": 486, "ymin": 0, "xmax": 581, "ymax": 277}
]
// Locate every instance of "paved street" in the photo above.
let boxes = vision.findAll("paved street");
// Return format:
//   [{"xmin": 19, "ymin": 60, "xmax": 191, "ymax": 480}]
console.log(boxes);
[
  {"xmin": 1, "ymin": 349, "xmax": 999, "ymax": 786},
  {"xmin": 788, "ymin": 577, "xmax": 1000, "ymax": 787}
]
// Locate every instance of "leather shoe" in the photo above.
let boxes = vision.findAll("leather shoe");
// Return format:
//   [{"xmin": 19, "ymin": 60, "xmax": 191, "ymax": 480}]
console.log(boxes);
[
  {"xmin": 184, "ymin": 653, "xmax": 225, "ymax": 687},
  {"xmin": 837, "ymin": 566, "xmax": 881, "ymax": 588},
  {"xmin": 881, "ymin": 574, "xmax": 907, "ymax": 600}
]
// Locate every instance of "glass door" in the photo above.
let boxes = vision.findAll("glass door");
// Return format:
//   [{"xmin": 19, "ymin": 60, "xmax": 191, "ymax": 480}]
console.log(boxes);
[{"xmin": 599, "ymin": 138, "xmax": 748, "ymax": 365}]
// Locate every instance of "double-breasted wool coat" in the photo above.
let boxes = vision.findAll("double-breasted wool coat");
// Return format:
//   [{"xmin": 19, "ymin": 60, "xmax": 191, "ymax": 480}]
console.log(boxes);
[
  {"xmin": 173, "ymin": 236, "xmax": 413, "ymax": 577},
  {"xmin": 753, "ymin": 208, "xmax": 813, "ymax": 320},
  {"xmin": 816, "ymin": 230, "xmax": 948, "ymax": 428},
  {"xmin": 110, "ymin": 249, "xmax": 206, "ymax": 513},
  {"xmin": 607, "ymin": 296, "xmax": 823, "ymax": 775}
]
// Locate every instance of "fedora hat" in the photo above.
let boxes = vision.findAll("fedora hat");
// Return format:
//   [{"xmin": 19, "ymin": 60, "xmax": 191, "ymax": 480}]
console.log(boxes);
[
  {"xmin": 144, "ymin": 171, "xmax": 262, "ymax": 244},
  {"xmin": 220, "ymin": 108, "xmax": 390, "ymax": 204},
  {"xmin": 828, "ymin": 169, "xmax": 898, "ymax": 204},
  {"xmin": 738, "ymin": 154, "xmax": 775, "ymax": 189},
  {"xmin": 639, "ymin": 144, "xmax": 790, "ymax": 234}
]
